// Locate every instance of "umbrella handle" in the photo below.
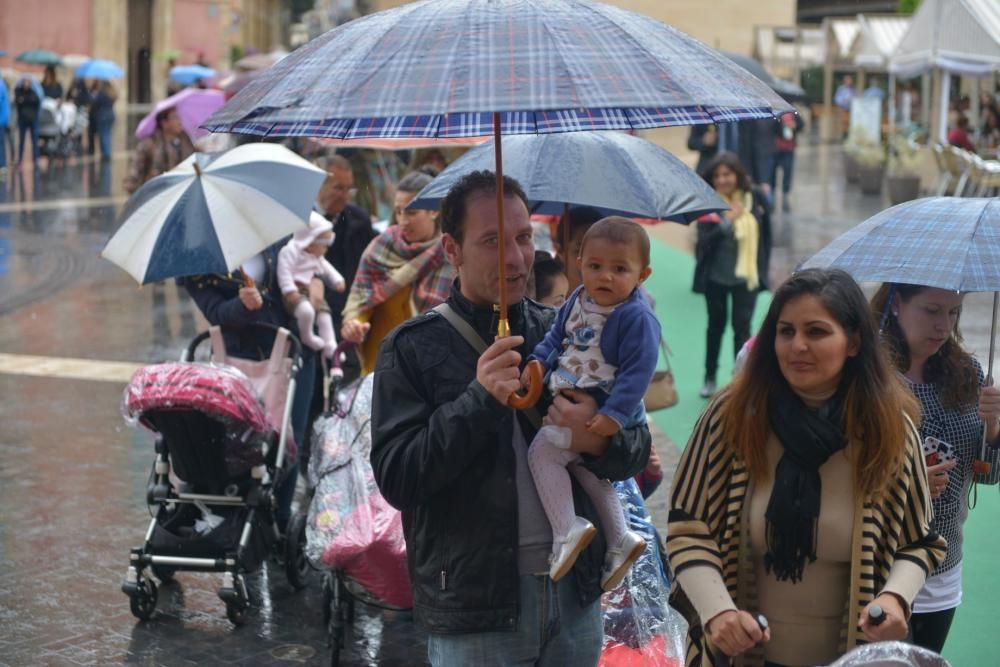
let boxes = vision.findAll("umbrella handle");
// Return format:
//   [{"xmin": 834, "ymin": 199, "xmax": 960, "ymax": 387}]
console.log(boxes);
[
  {"xmin": 241, "ymin": 271, "xmax": 255, "ymax": 289},
  {"xmin": 509, "ymin": 360, "xmax": 544, "ymax": 410}
]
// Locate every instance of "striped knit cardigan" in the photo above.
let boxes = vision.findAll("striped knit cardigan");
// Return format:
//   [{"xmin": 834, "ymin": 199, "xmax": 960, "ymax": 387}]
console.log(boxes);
[{"xmin": 667, "ymin": 395, "xmax": 947, "ymax": 667}]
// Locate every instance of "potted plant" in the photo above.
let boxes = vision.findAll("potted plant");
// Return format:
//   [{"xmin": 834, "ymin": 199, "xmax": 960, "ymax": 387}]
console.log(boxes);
[
  {"xmin": 855, "ymin": 139, "xmax": 886, "ymax": 195},
  {"xmin": 843, "ymin": 129, "xmax": 877, "ymax": 185},
  {"xmin": 843, "ymin": 140, "xmax": 861, "ymax": 184},
  {"xmin": 886, "ymin": 135, "xmax": 922, "ymax": 204}
]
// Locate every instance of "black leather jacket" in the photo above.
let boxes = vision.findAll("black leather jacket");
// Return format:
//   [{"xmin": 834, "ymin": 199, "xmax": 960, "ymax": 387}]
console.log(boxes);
[{"xmin": 371, "ymin": 282, "xmax": 651, "ymax": 634}]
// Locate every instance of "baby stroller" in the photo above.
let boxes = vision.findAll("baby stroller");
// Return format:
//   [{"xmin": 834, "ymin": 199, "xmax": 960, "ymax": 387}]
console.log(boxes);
[
  {"xmin": 38, "ymin": 98, "xmax": 83, "ymax": 159},
  {"xmin": 306, "ymin": 344, "xmax": 412, "ymax": 665},
  {"xmin": 120, "ymin": 324, "xmax": 309, "ymax": 625}
]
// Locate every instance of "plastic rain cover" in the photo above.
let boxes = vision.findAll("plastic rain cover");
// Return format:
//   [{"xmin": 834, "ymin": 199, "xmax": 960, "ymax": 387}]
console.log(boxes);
[
  {"xmin": 306, "ymin": 374, "xmax": 412, "ymax": 608},
  {"xmin": 600, "ymin": 478, "xmax": 686, "ymax": 667}
]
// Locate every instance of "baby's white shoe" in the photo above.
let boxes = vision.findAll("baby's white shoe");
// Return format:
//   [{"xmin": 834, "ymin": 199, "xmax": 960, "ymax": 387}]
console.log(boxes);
[
  {"xmin": 600, "ymin": 530, "xmax": 646, "ymax": 591},
  {"xmin": 549, "ymin": 516, "xmax": 597, "ymax": 582}
]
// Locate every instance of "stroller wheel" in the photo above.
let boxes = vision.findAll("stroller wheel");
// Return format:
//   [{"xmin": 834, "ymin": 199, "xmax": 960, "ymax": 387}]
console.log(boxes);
[
  {"xmin": 129, "ymin": 577, "xmax": 158, "ymax": 621},
  {"xmin": 226, "ymin": 600, "xmax": 250, "ymax": 626},
  {"xmin": 285, "ymin": 512, "xmax": 310, "ymax": 590},
  {"xmin": 151, "ymin": 565, "xmax": 176, "ymax": 583}
]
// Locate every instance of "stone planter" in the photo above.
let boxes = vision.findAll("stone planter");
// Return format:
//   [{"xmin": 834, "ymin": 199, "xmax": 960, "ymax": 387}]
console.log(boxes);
[
  {"xmin": 858, "ymin": 164, "xmax": 885, "ymax": 195},
  {"xmin": 844, "ymin": 153, "xmax": 860, "ymax": 183},
  {"xmin": 887, "ymin": 174, "xmax": 921, "ymax": 204}
]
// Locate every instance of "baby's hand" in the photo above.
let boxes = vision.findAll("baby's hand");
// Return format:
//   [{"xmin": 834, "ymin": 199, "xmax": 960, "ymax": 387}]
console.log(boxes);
[{"xmin": 586, "ymin": 414, "xmax": 620, "ymax": 437}]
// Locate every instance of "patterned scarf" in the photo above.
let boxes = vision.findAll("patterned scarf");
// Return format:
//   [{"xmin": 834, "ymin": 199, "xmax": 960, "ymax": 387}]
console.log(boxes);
[{"xmin": 343, "ymin": 225, "xmax": 455, "ymax": 321}]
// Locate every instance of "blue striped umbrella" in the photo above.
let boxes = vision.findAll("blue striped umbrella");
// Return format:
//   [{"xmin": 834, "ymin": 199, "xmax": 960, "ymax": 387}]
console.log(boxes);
[
  {"xmin": 803, "ymin": 196, "xmax": 1000, "ymax": 466},
  {"xmin": 407, "ymin": 132, "xmax": 726, "ymax": 223},
  {"xmin": 102, "ymin": 143, "xmax": 327, "ymax": 285},
  {"xmin": 204, "ymin": 0, "xmax": 791, "ymax": 139},
  {"xmin": 801, "ymin": 197, "xmax": 1000, "ymax": 292}
]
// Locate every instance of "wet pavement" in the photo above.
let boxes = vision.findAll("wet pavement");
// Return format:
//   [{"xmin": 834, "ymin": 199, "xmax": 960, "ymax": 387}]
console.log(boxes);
[
  {"xmin": 0, "ymin": 153, "xmax": 428, "ymax": 667},
  {"xmin": 0, "ymin": 139, "xmax": 996, "ymax": 666}
]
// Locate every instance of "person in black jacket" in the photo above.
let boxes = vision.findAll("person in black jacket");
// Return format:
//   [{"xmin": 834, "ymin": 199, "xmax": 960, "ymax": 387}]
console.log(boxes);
[
  {"xmin": 316, "ymin": 154, "xmax": 376, "ymax": 333},
  {"xmin": 182, "ymin": 242, "xmax": 319, "ymax": 528},
  {"xmin": 692, "ymin": 152, "xmax": 772, "ymax": 399},
  {"xmin": 371, "ymin": 171, "xmax": 651, "ymax": 666},
  {"xmin": 13, "ymin": 79, "xmax": 41, "ymax": 167}
]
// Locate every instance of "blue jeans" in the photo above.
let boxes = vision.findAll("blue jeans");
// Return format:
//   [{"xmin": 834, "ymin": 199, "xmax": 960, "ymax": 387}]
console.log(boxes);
[
  {"xmin": 769, "ymin": 150, "xmax": 795, "ymax": 195},
  {"xmin": 17, "ymin": 121, "xmax": 39, "ymax": 163},
  {"xmin": 97, "ymin": 122, "xmax": 113, "ymax": 159},
  {"xmin": 427, "ymin": 574, "xmax": 603, "ymax": 667},
  {"xmin": 275, "ymin": 347, "xmax": 316, "ymax": 528}
]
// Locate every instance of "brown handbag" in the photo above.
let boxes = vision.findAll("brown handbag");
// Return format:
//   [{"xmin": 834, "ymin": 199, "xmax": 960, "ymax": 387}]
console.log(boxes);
[{"xmin": 643, "ymin": 337, "xmax": 678, "ymax": 412}]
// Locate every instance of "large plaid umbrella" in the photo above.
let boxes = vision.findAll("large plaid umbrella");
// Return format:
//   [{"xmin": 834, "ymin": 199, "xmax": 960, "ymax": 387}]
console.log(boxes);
[
  {"xmin": 204, "ymin": 0, "xmax": 791, "ymax": 344},
  {"xmin": 204, "ymin": 0, "xmax": 790, "ymax": 139},
  {"xmin": 803, "ymin": 196, "xmax": 1000, "ymax": 469}
]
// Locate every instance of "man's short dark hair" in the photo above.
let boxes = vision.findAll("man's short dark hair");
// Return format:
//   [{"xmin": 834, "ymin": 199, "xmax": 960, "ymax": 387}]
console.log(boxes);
[
  {"xmin": 580, "ymin": 216, "xmax": 651, "ymax": 267},
  {"xmin": 439, "ymin": 170, "xmax": 529, "ymax": 243}
]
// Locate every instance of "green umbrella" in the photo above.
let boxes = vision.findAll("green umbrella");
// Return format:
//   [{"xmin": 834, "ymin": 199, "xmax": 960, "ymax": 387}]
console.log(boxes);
[{"xmin": 16, "ymin": 49, "xmax": 61, "ymax": 66}]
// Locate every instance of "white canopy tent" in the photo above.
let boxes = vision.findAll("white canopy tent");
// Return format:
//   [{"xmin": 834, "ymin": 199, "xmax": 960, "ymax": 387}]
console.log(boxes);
[
  {"xmin": 889, "ymin": 0, "xmax": 1000, "ymax": 142},
  {"xmin": 889, "ymin": 0, "xmax": 1000, "ymax": 77},
  {"xmin": 853, "ymin": 15, "xmax": 910, "ymax": 70}
]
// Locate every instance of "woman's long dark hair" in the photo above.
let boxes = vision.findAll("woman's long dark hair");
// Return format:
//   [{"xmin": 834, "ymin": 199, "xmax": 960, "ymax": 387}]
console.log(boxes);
[
  {"xmin": 700, "ymin": 151, "xmax": 752, "ymax": 192},
  {"xmin": 872, "ymin": 283, "xmax": 978, "ymax": 409},
  {"xmin": 723, "ymin": 269, "xmax": 919, "ymax": 498}
]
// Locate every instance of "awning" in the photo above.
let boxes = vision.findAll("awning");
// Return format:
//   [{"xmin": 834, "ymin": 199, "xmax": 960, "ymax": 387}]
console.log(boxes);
[{"xmin": 889, "ymin": 0, "xmax": 1000, "ymax": 76}]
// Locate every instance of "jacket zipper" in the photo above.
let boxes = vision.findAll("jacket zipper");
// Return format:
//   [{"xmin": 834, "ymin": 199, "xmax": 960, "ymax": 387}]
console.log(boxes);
[{"xmin": 440, "ymin": 569, "xmax": 447, "ymax": 591}]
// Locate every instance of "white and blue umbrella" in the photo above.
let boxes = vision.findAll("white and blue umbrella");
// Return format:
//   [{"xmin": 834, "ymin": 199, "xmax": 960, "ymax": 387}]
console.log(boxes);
[
  {"xmin": 75, "ymin": 59, "xmax": 124, "ymax": 81},
  {"xmin": 407, "ymin": 132, "xmax": 727, "ymax": 223},
  {"xmin": 102, "ymin": 143, "xmax": 327, "ymax": 285}
]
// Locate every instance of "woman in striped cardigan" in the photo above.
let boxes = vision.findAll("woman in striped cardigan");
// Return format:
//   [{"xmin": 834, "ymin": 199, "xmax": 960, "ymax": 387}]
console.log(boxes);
[{"xmin": 668, "ymin": 269, "xmax": 946, "ymax": 667}]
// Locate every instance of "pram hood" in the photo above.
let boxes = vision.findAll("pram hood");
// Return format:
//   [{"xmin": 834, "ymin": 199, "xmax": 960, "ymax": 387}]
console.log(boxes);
[{"xmin": 124, "ymin": 362, "xmax": 271, "ymax": 436}]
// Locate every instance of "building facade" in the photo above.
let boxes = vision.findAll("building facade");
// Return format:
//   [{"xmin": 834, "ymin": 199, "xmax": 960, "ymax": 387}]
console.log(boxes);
[{"xmin": 1, "ymin": 0, "xmax": 287, "ymax": 105}]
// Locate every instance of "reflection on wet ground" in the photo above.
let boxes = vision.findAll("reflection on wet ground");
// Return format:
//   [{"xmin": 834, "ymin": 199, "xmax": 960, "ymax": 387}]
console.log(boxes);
[{"xmin": 0, "ymin": 155, "xmax": 429, "ymax": 666}]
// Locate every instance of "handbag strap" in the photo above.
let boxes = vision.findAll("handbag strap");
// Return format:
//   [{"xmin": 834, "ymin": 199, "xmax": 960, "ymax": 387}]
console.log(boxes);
[
  {"xmin": 659, "ymin": 336, "xmax": 673, "ymax": 372},
  {"xmin": 433, "ymin": 303, "xmax": 542, "ymax": 430}
]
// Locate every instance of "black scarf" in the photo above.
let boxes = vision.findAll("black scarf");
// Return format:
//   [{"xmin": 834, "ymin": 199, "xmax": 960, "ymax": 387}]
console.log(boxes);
[{"xmin": 765, "ymin": 382, "xmax": 847, "ymax": 583}]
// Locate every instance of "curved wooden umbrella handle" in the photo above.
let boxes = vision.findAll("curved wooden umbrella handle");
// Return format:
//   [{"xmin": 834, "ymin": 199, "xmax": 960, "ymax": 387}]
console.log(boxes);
[{"xmin": 509, "ymin": 360, "xmax": 544, "ymax": 410}]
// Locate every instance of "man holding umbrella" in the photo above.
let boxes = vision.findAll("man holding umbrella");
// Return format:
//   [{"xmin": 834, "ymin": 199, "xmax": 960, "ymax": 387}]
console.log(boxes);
[{"xmin": 371, "ymin": 171, "xmax": 650, "ymax": 665}]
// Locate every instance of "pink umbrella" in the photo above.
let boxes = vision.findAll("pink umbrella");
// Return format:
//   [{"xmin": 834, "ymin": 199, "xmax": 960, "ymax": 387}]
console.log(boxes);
[{"xmin": 135, "ymin": 89, "xmax": 226, "ymax": 142}]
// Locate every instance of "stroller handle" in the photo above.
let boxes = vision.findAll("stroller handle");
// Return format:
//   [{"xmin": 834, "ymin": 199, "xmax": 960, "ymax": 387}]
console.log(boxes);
[
  {"xmin": 185, "ymin": 323, "xmax": 303, "ymax": 365},
  {"xmin": 324, "ymin": 341, "xmax": 358, "ymax": 413}
]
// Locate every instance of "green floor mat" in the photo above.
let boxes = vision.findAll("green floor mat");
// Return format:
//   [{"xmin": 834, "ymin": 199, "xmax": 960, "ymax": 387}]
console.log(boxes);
[
  {"xmin": 645, "ymin": 238, "xmax": 770, "ymax": 449},
  {"xmin": 942, "ymin": 485, "xmax": 1000, "ymax": 666}
]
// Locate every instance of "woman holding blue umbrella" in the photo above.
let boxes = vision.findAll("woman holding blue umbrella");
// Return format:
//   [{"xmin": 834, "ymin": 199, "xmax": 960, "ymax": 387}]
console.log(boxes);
[
  {"xmin": 872, "ymin": 283, "xmax": 1000, "ymax": 653},
  {"xmin": 91, "ymin": 80, "xmax": 117, "ymax": 160}
]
